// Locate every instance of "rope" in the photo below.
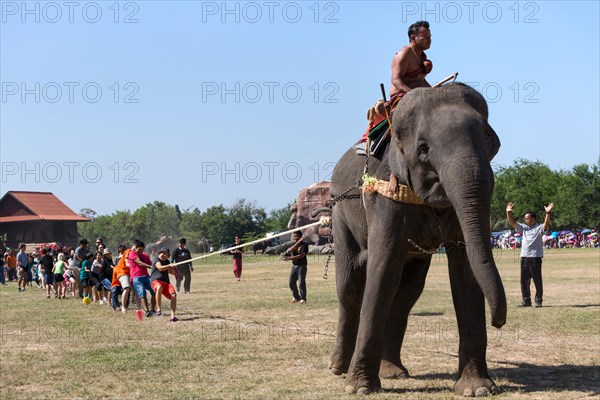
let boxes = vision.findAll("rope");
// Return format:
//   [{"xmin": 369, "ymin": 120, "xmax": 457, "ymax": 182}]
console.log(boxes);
[{"xmin": 168, "ymin": 216, "xmax": 332, "ymax": 268}]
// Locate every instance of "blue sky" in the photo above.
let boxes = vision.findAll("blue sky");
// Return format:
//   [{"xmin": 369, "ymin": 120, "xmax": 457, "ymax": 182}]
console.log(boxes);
[{"xmin": 1, "ymin": 1, "xmax": 599, "ymax": 216}]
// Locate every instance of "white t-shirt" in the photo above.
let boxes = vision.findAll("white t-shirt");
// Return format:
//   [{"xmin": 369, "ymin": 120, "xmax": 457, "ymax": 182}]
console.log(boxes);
[{"xmin": 516, "ymin": 223, "xmax": 546, "ymax": 258}]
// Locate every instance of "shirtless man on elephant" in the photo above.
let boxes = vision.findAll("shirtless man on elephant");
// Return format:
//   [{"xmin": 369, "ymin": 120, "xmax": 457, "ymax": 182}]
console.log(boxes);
[
  {"xmin": 362, "ymin": 21, "xmax": 433, "ymax": 144},
  {"xmin": 390, "ymin": 20, "xmax": 433, "ymax": 101}
]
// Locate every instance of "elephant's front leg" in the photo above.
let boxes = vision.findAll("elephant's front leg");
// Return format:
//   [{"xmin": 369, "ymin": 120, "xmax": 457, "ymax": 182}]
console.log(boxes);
[
  {"xmin": 344, "ymin": 237, "xmax": 407, "ymax": 394},
  {"xmin": 380, "ymin": 257, "xmax": 432, "ymax": 379},
  {"xmin": 446, "ymin": 245, "xmax": 498, "ymax": 396}
]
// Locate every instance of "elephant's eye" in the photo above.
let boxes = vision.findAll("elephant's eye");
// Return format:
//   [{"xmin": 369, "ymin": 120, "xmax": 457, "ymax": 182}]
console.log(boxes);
[{"xmin": 417, "ymin": 143, "xmax": 429, "ymax": 156}]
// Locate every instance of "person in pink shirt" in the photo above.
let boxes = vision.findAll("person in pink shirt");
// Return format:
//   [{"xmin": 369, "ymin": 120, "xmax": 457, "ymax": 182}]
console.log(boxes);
[{"xmin": 128, "ymin": 240, "xmax": 156, "ymax": 317}]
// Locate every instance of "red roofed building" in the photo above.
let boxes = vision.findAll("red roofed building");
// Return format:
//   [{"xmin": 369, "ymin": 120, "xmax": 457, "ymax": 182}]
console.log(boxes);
[{"xmin": 0, "ymin": 191, "xmax": 90, "ymax": 247}]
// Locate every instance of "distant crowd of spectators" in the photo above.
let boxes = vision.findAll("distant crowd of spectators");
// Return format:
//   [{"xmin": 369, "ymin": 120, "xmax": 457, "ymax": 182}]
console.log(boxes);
[{"xmin": 491, "ymin": 229, "xmax": 598, "ymax": 250}]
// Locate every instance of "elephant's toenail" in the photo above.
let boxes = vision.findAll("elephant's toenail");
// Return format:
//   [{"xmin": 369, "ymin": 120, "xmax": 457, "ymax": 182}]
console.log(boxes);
[
  {"xmin": 475, "ymin": 387, "xmax": 490, "ymax": 396},
  {"xmin": 356, "ymin": 387, "xmax": 370, "ymax": 395},
  {"xmin": 345, "ymin": 385, "xmax": 355, "ymax": 394},
  {"xmin": 463, "ymin": 388, "xmax": 473, "ymax": 396}
]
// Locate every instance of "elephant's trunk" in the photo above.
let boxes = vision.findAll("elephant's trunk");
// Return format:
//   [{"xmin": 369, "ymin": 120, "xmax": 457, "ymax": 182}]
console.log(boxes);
[{"xmin": 443, "ymin": 159, "xmax": 507, "ymax": 328}]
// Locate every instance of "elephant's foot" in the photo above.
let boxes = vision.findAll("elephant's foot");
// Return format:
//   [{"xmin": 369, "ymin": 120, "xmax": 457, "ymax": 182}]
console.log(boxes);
[
  {"xmin": 454, "ymin": 375, "xmax": 498, "ymax": 397},
  {"xmin": 329, "ymin": 349, "xmax": 352, "ymax": 376},
  {"xmin": 379, "ymin": 359, "xmax": 410, "ymax": 379},
  {"xmin": 330, "ymin": 366, "xmax": 344, "ymax": 376},
  {"xmin": 344, "ymin": 365, "xmax": 381, "ymax": 395}
]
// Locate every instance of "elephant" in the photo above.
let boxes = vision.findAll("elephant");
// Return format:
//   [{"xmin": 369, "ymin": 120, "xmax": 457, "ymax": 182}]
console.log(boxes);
[
  {"xmin": 252, "ymin": 241, "xmax": 268, "ymax": 255},
  {"xmin": 146, "ymin": 236, "xmax": 178, "ymax": 256},
  {"xmin": 253, "ymin": 237, "xmax": 280, "ymax": 255},
  {"xmin": 329, "ymin": 83, "xmax": 506, "ymax": 396}
]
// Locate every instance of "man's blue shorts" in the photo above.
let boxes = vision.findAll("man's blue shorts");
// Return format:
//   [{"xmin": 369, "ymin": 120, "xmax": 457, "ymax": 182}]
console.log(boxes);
[
  {"xmin": 101, "ymin": 278, "xmax": 111, "ymax": 291},
  {"xmin": 132, "ymin": 276, "xmax": 155, "ymax": 299}
]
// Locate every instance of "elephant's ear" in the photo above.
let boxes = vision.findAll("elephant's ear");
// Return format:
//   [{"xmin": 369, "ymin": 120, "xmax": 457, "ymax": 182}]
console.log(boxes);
[
  {"xmin": 387, "ymin": 141, "xmax": 413, "ymax": 189},
  {"xmin": 484, "ymin": 122, "xmax": 501, "ymax": 161}
]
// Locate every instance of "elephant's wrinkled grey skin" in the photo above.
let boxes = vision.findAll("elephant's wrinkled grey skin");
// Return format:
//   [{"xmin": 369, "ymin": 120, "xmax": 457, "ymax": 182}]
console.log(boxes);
[{"xmin": 329, "ymin": 84, "xmax": 506, "ymax": 396}]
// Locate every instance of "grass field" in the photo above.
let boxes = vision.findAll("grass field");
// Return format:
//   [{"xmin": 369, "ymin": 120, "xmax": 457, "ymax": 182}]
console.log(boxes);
[{"xmin": 1, "ymin": 248, "xmax": 599, "ymax": 399}]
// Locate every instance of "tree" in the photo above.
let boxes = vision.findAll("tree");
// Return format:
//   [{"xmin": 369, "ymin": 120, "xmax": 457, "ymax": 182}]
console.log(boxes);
[
  {"xmin": 131, "ymin": 201, "xmax": 180, "ymax": 243},
  {"xmin": 227, "ymin": 199, "xmax": 266, "ymax": 238},
  {"xmin": 78, "ymin": 214, "xmax": 111, "ymax": 245},
  {"xmin": 175, "ymin": 204, "xmax": 182, "ymax": 222},
  {"xmin": 491, "ymin": 159, "xmax": 560, "ymax": 230},
  {"xmin": 108, "ymin": 210, "xmax": 136, "ymax": 246},
  {"xmin": 179, "ymin": 207, "xmax": 203, "ymax": 238},
  {"xmin": 491, "ymin": 158, "xmax": 600, "ymax": 230},
  {"xmin": 79, "ymin": 202, "xmax": 180, "ymax": 247},
  {"xmin": 79, "ymin": 208, "xmax": 98, "ymax": 220},
  {"xmin": 264, "ymin": 203, "xmax": 293, "ymax": 232},
  {"xmin": 200, "ymin": 205, "xmax": 228, "ymax": 246},
  {"xmin": 554, "ymin": 161, "xmax": 600, "ymax": 229}
]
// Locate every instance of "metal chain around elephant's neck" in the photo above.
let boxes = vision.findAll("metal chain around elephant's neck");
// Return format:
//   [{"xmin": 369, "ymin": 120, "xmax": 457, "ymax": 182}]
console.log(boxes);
[
  {"xmin": 427, "ymin": 206, "xmax": 467, "ymax": 248},
  {"xmin": 323, "ymin": 226, "xmax": 334, "ymax": 279},
  {"xmin": 322, "ymin": 179, "xmax": 364, "ymax": 279},
  {"xmin": 322, "ymin": 180, "xmax": 465, "ymax": 269},
  {"xmin": 407, "ymin": 238, "xmax": 441, "ymax": 255},
  {"xmin": 407, "ymin": 207, "xmax": 468, "ymax": 254}
]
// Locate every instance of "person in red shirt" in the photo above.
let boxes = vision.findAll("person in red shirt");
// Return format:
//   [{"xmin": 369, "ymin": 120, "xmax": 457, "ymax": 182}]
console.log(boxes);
[{"xmin": 128, "ymin": 240, "xmax": 156, "ymax": 317}]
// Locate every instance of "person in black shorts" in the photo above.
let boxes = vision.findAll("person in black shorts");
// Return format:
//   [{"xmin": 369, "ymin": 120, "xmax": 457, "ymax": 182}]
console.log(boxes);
[
  {"xmin": 80, "ymin": 253, "xmax": 94, "ymax": 299},
  {"xmin": 171, "ymin": 238, "xmax": 193, "ymax": 293},
  {"xmin": 39, "ymin": 248, "xmax": 56, "ymax": 299}
]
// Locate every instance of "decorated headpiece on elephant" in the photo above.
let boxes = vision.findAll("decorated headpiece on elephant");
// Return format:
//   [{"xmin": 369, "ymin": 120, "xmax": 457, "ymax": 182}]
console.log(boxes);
[{"xmin": 329, "ymin": 83, "xmax": 506, "ymax": 396}]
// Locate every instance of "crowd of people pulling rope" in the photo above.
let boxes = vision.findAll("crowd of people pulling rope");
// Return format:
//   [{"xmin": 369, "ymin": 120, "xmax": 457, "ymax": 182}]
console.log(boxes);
[
  {"xmin": 0, "ymin": 231, "xmax": 313, "ymax": 321},
  {"xmin": 0, "ymin": 238, "xmax": 194, "ymax": 322}
]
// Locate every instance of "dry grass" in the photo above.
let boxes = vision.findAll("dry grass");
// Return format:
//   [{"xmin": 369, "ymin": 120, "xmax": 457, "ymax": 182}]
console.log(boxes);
[{"xmin": 1, "ymin": 248, "xmax": 598, "ymax": 399}]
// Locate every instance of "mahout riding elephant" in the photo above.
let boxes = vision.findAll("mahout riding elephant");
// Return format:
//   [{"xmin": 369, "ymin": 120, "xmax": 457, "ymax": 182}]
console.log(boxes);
[
  {"xmin": 329, "ymin": 83, "xmax": 506, "ymax": 396},
  {"xmin": 146, "ymin": 236, "xmax": 179, "ymax": 256}
]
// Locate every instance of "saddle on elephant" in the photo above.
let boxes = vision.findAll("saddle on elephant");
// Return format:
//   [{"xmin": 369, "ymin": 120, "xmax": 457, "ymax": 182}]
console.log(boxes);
[
  {"xmin": 355, "ymin": 72, "xmax": 458, "ymax": 157},
  {"xmin": 361, "ymin": 95, "xmax": 400, "ymax": 141},
  {"xmin": 355, "ymin": 94, "xmax": 404, "ymax": 157}
]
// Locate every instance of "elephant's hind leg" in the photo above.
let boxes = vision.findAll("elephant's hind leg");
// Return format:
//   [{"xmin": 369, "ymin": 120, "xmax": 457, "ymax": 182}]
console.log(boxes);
[{"xmin": 329, "ymin": 226, "xmax": 367, "ymax": 376}]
